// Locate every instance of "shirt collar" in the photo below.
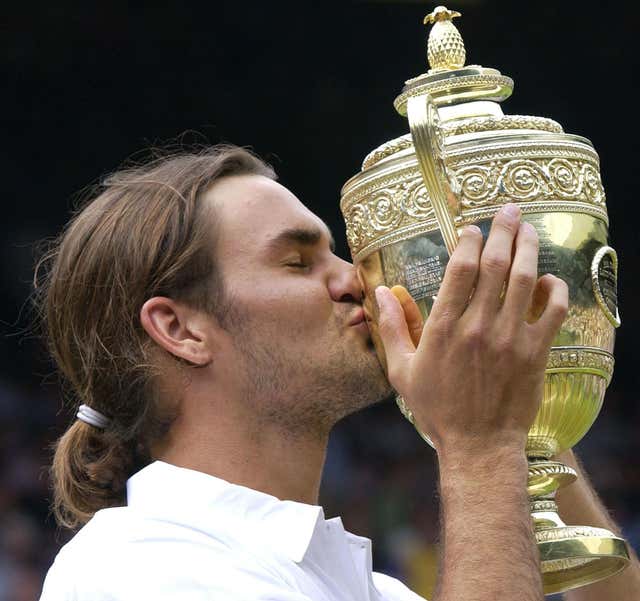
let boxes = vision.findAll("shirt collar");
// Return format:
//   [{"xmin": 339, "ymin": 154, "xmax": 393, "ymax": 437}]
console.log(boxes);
[{"xmin": 126, "ymin": 461, "xmax": 324, "ymax": 563}]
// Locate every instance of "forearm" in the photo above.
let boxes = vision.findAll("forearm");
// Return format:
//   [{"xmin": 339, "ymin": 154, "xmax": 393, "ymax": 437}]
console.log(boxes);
[
  {"xmin": 433, "ymin": 444, "xmax": 543, "ymax": 601},
  {"xmin": 556, "ymin": 450, "xmax": 640, "ymax": 601}
]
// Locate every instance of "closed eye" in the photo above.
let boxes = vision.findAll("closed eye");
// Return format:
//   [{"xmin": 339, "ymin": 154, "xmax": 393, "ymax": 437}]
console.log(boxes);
[{"xmin": 283, "ymin": 254, "xmax": 312, "ymax": 270}]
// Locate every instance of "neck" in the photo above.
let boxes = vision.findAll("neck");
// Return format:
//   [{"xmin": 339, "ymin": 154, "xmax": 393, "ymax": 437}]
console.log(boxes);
[{"xmin": 153, "ymin": 395, "xmax": 329, "ymax": 505}]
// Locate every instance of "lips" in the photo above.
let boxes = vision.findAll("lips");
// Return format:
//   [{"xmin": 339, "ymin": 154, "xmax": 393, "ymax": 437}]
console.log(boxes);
[{"xmin": 348, "ymin": 307, "xmax": 366, "ymax": 327}]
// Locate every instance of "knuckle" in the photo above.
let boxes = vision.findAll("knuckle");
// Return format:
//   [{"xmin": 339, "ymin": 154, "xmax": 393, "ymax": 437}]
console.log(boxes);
[
  {"xmin": 511, "ymin": 269, "xmax": 536, "ymax": 290},
  {"xmin": 431, "ymin": 313, "xmax": 456, "ymax": 338},
  {"xmin": 447, "ymin": 257, "xmax": 478, "ymax": 280},
  {"xmin": 492, "ymin": 214, "xmax": 518, "ymax": 234},
  {"xmin": 463, "ymin": 322, "xmax": 488, "ymax": 349},
  {"xmin": 527, "ymin": 230, "xmax": 540, "ymax": 249},
  {"xmin": 481, "ymin": 252, "xmax": 510, "ymax": 274},
  {"xmin": 549, "ymin": 297, "xmax": 569, "ymax": 318},
  {"xmin": 521, "ymin": 221, "xmax": 539, "ymax": 245},
  {"xmin": 494, "ymin": 334, "xmax": 515, "ymax": 356}
]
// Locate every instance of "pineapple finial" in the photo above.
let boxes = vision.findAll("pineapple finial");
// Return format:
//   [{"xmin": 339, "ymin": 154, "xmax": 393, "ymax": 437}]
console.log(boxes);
[{"xmin": 423, "ymin": 6, "xmax": 466, "ymax": 72}]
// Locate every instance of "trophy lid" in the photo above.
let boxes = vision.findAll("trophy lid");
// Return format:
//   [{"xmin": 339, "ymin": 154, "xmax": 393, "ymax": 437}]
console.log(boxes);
[
  {"xmin": 359, "ymin": 5, "xmax": 569, "ymax": 172},
  {"xmin": 393, "ymin": 6, "xmax": 514, "ymax": 116}
]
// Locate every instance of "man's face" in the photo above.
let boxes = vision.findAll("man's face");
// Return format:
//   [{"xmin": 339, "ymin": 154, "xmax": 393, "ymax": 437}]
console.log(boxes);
[{"xmin": 205, "ymin": 175, "xmax": 392, "ymax": 436}]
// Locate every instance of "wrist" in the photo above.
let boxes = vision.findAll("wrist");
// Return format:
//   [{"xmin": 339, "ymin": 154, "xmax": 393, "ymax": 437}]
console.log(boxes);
[
  {"xmin": 436, "ymin": 431, "xmax": 528, "ymax": 465},
  {"xmin": 437, "ymin": 439, "xmax": 529, "ymax": 492}
]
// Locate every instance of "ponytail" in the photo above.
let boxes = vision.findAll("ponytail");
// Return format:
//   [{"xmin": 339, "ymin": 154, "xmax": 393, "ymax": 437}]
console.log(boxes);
[{"xmin": 50, "ymin": 420, "xmax": 140, "ymax": 529}]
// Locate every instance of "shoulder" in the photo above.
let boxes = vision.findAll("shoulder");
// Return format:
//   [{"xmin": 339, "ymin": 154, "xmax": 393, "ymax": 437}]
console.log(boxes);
[
  {"xmin": 40, "ymin": 508, "xmax": 140, "ymax": 600},
  {"xmin": 40, "ymin": 507, "xmax": 312, "ymax": 601},
  {"xmin": 372, "ymin": 572, "xmax": 428, "ymax": 601}
]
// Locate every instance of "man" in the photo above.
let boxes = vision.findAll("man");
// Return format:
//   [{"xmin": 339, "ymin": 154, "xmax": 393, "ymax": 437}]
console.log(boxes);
[{"xmin": 38, "ymin": 146, "xmax": 638, "ymax": 600}]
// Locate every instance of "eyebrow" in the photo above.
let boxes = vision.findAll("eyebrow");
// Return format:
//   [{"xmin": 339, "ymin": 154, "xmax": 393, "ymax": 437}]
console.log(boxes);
[{"xmin": 266, "ymin": 225, "xmax": 336, "ymax": 253}]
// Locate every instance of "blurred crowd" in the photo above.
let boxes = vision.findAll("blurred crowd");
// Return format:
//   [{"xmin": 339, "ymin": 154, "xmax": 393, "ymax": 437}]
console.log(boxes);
[{"xmin": 1, "ymin": 378, "xmax": 638, "ymax": 600}]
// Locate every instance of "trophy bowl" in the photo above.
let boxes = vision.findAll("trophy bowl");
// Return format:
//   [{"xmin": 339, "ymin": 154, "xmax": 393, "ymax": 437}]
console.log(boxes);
[{"xmin": 340, "ymin": 6, "xmax": 630, "ymax": 595}]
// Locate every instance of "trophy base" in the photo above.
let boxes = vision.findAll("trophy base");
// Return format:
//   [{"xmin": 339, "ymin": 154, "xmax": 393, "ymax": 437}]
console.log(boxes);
[
  {"xmin": 528, "ymin": 461, "xmax": 630, "ymax": 594},
  {"xmin": 537, "ymin": 525, "xmax": 630, "ymax": 595},
  {"xmin": 391, "ymin": 421, "xmax": 633, "ymax": 594}
]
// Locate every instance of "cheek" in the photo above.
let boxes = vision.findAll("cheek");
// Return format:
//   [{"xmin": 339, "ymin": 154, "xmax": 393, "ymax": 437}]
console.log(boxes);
[{"xmin": 238, "ymin": 279, "xmax": 334, "ymax": 332}]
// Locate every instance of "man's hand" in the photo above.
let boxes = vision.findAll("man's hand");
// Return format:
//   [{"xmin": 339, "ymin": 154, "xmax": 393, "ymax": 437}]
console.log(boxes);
[
  {"xmin": 375, "ymin": 203, "xmax": 568, "ymax": 601},
  {"xmin": 375, "ymin": 203, "xmax": 568, "ymax": 455}
]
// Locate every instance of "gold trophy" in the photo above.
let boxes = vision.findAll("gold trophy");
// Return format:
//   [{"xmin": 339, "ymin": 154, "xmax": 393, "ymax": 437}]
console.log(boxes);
[{"xmin": 340, "ymin": 6, "xmax": 630, "ymax": 595}]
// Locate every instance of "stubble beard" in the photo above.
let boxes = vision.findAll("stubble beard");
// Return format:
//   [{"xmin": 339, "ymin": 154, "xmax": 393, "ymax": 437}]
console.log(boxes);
[{"xmin": 221, "ymin": 303, "xmax": 393, "ymax": 439}]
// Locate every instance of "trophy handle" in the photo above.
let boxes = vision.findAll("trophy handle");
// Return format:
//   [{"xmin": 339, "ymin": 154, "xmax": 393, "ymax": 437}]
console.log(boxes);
[{"xmin": 407, "ymin": 94, "xmax": 460, "ymax": 256}]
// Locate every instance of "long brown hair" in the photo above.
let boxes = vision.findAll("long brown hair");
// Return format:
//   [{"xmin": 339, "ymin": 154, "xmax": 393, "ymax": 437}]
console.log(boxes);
[{"xmin": 34, "ymin": 145, "xmax": 275, "ymax": 529}]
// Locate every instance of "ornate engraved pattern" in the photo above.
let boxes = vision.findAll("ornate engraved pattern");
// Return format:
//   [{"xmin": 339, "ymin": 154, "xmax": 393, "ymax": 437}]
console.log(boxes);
[
  {"xmin": 531, "ymin": 500, "xmax": 559, "ymax": 513},
  {"xmin": 455, "ymin": 158, "xmax": 605, "ymax": 209},
  {"xmin": 344, "ymin": 139, "xmax": 600, "ymax": 210},
  {"xmin": 446, "ymin": 115, "xmax": 563, "ymax": 137},
  {"xmin": 445, "ymin": 140, "xmax": 599, "ymax": 167},
  {"xmin": 342, "ymin": 136, "xmax": 607, "ymax": 259},
  {"xmin": 546, "ymin": 346, "xmax": 614, "ymax": 382},
  {"xmin": 347, "ymin": 200, "xmax": 608, "ymax": 263},
  {"xmin": 426, "ymin": 16, "xmax": 466, "ymax": 71},
  {"xmin": 342, "ymin": 150, "xmax": 607, "ymax": 260},
  {"xmin": 362, "ymin": 135, "xmax": 412, "ymax": 170},
  {"xmin": 361, "ymin": 117, "xmax": 564, "ymax": 170},
  {"xmin": 536, "ymin": 526, "xmax": 618, "ymax": 544},
  {"xmin": 394, "ymin": 73, "xmax": 514, "ymax": 114},
  {"xmin": 528, "ymin": 462, "xmax": 577, "ymax": 480},
  {"xmin": 344, "ymin": 175, "xmax": 434, "ymax": 252}
]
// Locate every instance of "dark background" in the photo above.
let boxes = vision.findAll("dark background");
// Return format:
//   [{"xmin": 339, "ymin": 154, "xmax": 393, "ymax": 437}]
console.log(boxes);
[{"xmin": 1, "ymin": 1, "xmax": 639, "ymax": 599}]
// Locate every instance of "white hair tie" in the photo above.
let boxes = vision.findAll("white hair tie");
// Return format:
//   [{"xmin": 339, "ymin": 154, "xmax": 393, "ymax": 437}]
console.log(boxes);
[{"xmin": 77, "ymin": 404, "xmax": 111, "ymax": 429}]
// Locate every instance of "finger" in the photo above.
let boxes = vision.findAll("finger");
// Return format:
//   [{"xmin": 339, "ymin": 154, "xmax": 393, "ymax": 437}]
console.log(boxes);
[
  {"xmin": 429, "ymin": 225, "xmax": 483, "ymax": 323},
  {"xmin": 390, "ymin": 285, "xmax": 424, "ymax": 347},
  {"xmin": 470, "ymin": 203, "xmax": 521, "ymax": 313},
  {"xmin": 501, "ymin": 222, "xmax": 539, "ymax": 323},
  {"xmin": 376, "ymin": 286, "xmax": 416, "ymax": 360},
  {"xmin": 525, "ymin": 274, "xmax": 550, "ymax": 323},
  {"xmin": 529, "ymin": 274, "xmax": 569, "ymax": 347},
  {"xmin": 375, "ymin": 286, "xmax": 416, "ymax": 384}
]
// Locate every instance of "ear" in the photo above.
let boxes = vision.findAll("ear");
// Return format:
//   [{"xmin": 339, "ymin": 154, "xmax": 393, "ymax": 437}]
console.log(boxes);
[{"xmin": 140, "ymin": 297, "xmax": 214, "ymax": 366}]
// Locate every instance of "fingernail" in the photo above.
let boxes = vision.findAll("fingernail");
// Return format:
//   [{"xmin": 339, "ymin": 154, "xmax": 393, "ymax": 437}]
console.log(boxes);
[
  {"xmin": 462, "ymin": 224, "xmax": 481, "ymax": 237},
  {"xmin": 502, "ymin": 203, "xmax": 521, "ymax": 219}
]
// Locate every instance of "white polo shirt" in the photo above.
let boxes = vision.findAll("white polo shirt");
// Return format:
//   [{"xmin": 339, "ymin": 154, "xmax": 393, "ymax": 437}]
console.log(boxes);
[{"xmin": 40, "ymin": 461, "xmax": 426, "ymax": 600}]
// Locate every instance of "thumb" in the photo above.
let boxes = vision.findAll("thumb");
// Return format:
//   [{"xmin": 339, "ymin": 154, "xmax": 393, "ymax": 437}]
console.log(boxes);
[
  {"xmin": 390, "ymin": 285, "xmax": 425, "ymax": 347},
  {"xmin": 375, "ymin": 286, "xmax": 416, "ymax": 380}
]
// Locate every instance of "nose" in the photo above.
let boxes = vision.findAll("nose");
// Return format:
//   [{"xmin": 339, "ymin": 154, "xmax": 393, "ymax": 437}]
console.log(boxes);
[{"xmin": 328, "ymin": 256, "xmax": 363, "ymax": 304}]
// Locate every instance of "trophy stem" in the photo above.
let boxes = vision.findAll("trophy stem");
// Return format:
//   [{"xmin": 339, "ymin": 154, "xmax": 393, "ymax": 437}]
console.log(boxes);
[
  {"xmin": 527, "ymin": 459, "xmax": 630, "ymax": 595},
  {"xmin": 527, "ymin": 459, "xmax": 577, "ymax": 498}
]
